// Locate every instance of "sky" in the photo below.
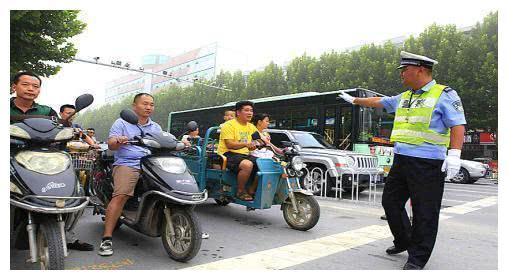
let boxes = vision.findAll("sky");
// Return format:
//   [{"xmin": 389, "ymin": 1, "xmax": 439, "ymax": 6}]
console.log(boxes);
[{"xmin": 8, "ymin": 0, "xmax": 499, "ymax": 111}]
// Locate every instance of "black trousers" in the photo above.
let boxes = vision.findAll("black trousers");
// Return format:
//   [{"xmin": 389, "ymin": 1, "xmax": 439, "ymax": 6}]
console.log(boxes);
[{"xmin": 382, "ymin": 154, "xmax": 445, "ymax": 268}]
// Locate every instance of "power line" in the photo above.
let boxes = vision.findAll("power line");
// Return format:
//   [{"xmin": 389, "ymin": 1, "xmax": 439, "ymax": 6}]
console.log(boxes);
[{"xmin": 72, "ymin": 57, "xmax": 232, "ymax": 92}]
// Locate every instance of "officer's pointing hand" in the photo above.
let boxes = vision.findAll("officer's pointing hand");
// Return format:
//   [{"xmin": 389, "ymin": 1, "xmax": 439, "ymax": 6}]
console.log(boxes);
[
  {"xmin": 339, "ymin": 91, "xmax": 355, "ymax": 104},
  {"xmin": 441, "ymin": 149, "xmax": 461, "ymax": 180}
]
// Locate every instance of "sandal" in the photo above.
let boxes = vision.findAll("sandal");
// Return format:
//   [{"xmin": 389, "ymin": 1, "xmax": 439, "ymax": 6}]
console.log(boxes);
[{"xmin": 236, "ymin": 192, "xmax": 253, "ymax": 201}]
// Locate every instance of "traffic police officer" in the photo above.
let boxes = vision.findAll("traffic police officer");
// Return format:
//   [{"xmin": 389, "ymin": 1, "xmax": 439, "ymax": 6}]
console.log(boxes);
[{"xmin": 339, "ymin": 51, "xmax": 466, "ymax": 270}]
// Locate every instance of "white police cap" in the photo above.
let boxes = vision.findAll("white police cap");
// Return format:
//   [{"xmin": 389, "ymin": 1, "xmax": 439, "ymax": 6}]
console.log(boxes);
[{"xmin": 397, "ymin": 51, "xmax": 438, "ymax": 69}]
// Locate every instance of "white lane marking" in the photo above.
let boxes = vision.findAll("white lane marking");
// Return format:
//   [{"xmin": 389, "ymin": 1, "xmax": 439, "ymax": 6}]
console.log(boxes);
[
  {"xmin": 446, "ymin": 182, "xmax": 498, "ymax": 188},
  {"xmin": 319, "ymin": 204, "xmax": 385, "ymax": 217},
  {"xmin": 439, "ymin": 214, "xmax": 452, "ymax": 221},
  {"xmin": 442, "ymin": 198, "xmax": 469, "ymax": 203},
  {"xmin": 444, "ymin": 188, "xmax": 498, "ymax": 195},
  {"xmin": 185, "ymin": 196, "xmax": 497, "ymax": 270},
  {"xmin": 441, "ymin": 196, "xmax": 497, "ymax": 215},
  {"xmin": 185, "ymin": 225, "xmax": 393, "ymax": 270}
]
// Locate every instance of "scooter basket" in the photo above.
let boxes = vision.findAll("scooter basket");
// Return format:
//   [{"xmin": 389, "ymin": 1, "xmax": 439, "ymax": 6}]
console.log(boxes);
[{"xmin": 69, "ymin": 151, "xmax": 97, "ymax": 171}]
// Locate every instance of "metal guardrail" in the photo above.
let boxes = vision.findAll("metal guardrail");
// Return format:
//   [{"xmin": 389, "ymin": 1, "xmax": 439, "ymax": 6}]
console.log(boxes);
[{"xmin": 302, "ymin": 167, "xmax": 383, "ymax": 203}]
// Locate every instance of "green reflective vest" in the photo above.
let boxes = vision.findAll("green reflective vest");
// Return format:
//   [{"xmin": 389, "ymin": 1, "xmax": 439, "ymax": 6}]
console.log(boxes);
[{"xmin": 390, "ymin": 84, "xmax": 450, "ymax": 147}]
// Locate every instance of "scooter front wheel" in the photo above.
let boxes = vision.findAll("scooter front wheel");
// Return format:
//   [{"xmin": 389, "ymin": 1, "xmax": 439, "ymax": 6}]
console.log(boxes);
[
  {"xmin": 161, "ymin": 207, "xmax": 202, "ymax": 262},
  {"xmin": 37, "ymin": 219, "xmax": 65, "ymax": 270},
  {"xmin": 282, "ymin": 193, "xmax": 320, "ymax": 231}
]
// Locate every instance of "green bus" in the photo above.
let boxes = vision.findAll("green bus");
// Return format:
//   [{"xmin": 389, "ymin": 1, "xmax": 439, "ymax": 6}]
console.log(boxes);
[{"xmin": 168, "ymin": 88, "xmax": 395, "ymax": 176}]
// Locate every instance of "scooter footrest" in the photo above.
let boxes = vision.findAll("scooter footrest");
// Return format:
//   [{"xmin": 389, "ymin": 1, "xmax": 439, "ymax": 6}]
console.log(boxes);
[{"xmin": 88, "ymin": 196, "xmax": 104, "ymax": 207}]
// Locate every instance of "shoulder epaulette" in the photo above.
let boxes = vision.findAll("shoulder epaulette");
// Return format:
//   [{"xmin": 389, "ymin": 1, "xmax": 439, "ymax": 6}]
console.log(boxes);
[{"xmin": 443, "ymin": 87, "xmax": 453, "ymax": 93}]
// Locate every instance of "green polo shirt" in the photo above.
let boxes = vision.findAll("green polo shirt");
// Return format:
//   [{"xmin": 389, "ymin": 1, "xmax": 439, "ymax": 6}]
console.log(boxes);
[
  {"xmin": 11, "ymin": 97, "xmax": 58, "ymax": 117},
  {"xmin": 10, "ymin": 97, "xmax": 58, "ymax": 123}
]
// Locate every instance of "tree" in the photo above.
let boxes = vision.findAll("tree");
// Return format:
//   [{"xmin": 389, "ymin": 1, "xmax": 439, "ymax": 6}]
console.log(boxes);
[
  {"xmin": 10, "ymin": 10, "xmax": 86, "ymax": 77},
  {"xmin": 246, "ymin": 62, "xmax": 288, "ymax": 98},
  {"xmin": 77, "ymin": 12, "xmax": 497, "ymax": 139}
]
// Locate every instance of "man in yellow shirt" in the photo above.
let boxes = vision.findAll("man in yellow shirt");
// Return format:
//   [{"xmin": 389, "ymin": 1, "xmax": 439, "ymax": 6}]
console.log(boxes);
[{"xmin": 218, "ymin": 101, "xmax": 259, "ymax": 201}]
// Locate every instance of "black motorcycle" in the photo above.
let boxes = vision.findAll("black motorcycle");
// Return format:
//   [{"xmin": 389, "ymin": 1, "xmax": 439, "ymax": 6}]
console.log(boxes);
[
  {"xmin": 90, "ymin": 109, "xmax": 207, "ymax": 262},
  {"xmin": 10, "ymin": 94, "xmax": 94, "ymax": 270}
]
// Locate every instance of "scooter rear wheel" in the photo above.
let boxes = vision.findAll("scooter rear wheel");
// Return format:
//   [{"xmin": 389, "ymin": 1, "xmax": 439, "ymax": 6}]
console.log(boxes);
[
  {"xmin": 161, "ymin": 207, "xmax": 202, "ymax": 262},
  {"xmin": 37, "ymin": 219, "xmax": 65, "ymax": 270},
  {"xmin": 282, "ymin": 193, "xmax": 320, "ymax": 231}
]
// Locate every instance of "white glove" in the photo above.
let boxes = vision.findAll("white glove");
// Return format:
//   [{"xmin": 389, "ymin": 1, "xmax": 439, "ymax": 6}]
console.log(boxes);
[
  {"xmin": 339, "ymin": 91, "xmax": 355, "ymax": 104},
  {"xmin": 441, "ymin": 149, "xmax": 461, "ymax": 180}
]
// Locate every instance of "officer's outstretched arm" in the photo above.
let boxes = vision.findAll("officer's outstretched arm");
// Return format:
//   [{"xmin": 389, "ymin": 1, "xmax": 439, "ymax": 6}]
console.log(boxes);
[
  {"xmin": 353, "ymin": 97, "xmax": 384, "ymax": 108},
  {"xmin": 338, "ymin": 91, "xmax": 383, "ymax": 108}
]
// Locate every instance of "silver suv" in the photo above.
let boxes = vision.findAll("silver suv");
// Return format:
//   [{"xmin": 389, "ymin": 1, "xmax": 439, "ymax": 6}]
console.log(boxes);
[{"xmin": 266, "ymin": 129, "xmax": 383, "ymax": 195}]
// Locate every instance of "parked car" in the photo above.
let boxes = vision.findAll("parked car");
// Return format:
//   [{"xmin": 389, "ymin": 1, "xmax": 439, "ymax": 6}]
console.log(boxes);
[
  {"xmin": 450, "ymin": 159, "xmax": 491, "ymax": 184},
  {"xmin": 266, "ymin": 129, "xmax": 383, "ymax": 196}
]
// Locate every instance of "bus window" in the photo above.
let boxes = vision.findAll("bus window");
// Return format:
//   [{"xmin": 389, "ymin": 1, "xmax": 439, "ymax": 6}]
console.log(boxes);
[
  {"xmin": 358, "ymin": 107, "xmax": 394, "ymax": 144},
  {"xmin": 338, "ymin": 106, "xmax": 352, "ymax": 150},
  {"xmin": 278, "ymin": 119, "xmax": 291, "ymax": 129},
  {"xmin": 324, "ymin": 107, "xmax": 336, "ymax": 145},
  {"xmin": 292, "ymin": 106, "xmax": 319, "ymax": 132}
]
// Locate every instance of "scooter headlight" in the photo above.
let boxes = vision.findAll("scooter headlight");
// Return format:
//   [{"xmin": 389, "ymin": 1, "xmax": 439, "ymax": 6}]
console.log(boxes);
[
  {"xmin": 15, "ymin": 151, "xmax": 71, "ymax": 175},
  {"xmin": 291, "ymin": 157, "xmax": 305, "ymax": 171},
  {"xmin": 149, "ymin": 157, "xmax": 187, "ymax": 174},
  {"xmin": 10, "ymin": 182, "xmax": 23, "ymax": 195},
  {"xmin": 10, "ymin": 125, "xmax": 30, "ymax": 140},
  {"xmin": 55, "ymin": 128, "xmax": 74, "ymax": 141}
]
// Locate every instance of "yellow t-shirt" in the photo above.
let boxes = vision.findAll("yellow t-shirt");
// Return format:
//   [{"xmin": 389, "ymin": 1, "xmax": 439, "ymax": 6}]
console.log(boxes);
[{"xmin": 217, "ymin": 119, "xmax": 258, "ymax": 155}]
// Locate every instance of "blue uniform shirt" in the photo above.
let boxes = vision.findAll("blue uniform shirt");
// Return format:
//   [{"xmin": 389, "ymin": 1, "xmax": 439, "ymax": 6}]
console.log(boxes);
[
  {"xmin": 108, "ymin": 118, "xmax": 163, "ymax": 169},
  {"xmin": 380, "ymin": 80, "xmax": 466, "ymax": 160}
]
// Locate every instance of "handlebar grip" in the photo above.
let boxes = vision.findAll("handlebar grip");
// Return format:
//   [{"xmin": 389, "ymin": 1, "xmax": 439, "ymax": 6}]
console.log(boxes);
[{"xmin": 175, "ymin": 142, "xmax": 186, "ymax": 151}]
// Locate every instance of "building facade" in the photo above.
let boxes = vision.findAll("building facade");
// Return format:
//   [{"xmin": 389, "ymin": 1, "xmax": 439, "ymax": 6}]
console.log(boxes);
[{"xmin": 104, "ymin": 43, "xmax": 245, "ymax": 103}]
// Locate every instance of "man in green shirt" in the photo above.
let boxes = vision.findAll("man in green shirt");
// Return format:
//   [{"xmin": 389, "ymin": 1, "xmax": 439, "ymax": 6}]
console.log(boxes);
[
  {"xmin": 10, "ymin": 71, "xmax": 58, "ymax": 120},
  {"xmin": 10, "ymin": 71, "xmax": 94, "ymax": 251}
]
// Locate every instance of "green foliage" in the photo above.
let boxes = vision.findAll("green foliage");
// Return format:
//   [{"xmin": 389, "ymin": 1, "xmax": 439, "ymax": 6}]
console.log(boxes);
[
  {"xmin": 77, "ymin": 12, "xmax": 497, "ymax": 141},
  {"xmin": 10, "ymin": 10, "xmax": 86, "ymax": 78}
]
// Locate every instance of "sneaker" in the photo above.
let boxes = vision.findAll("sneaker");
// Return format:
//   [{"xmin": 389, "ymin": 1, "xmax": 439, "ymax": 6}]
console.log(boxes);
[{"xmin": 98, "ymin": 239, "xmax": 113, "ymax": 256}]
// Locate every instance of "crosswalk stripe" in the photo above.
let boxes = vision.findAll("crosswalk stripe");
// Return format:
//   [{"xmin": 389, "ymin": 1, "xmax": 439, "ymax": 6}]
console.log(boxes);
[
  {"xmin": 441, "ymin": 196, "xmax": 497, "ymax": 214},
  {"xmin": 185, "ymin": 196, "xmax": 497, "ymax": 270},
  {"xmin": 186, "ymin": 224, "xmax": 392, "ymax": 270},
  {"xmin": 444, "ymin": 188, "xmax": 498, "ymax": 195},
  {"xmin": 318, "ymin": 204, "xmax": 385, "ymax": 216}
]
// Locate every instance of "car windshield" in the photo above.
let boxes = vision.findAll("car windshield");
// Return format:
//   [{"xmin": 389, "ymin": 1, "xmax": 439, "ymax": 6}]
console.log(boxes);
[{"xmin": 293, "ymin": 132, "xmax": 335, "ymax": 149}]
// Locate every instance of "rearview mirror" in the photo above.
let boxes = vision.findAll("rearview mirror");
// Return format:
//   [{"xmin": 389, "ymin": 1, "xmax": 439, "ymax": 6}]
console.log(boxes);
[
  {"xmin": 251, "ymin": 131, "xmax": 261, "ymax": 140},
  {"xmin": 75, "ymin": 94, "xmax": 94, "ymax": 112},
  {"xmin": 120, "ymin": 109, "xmax": 139, "ymax": 125}
]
